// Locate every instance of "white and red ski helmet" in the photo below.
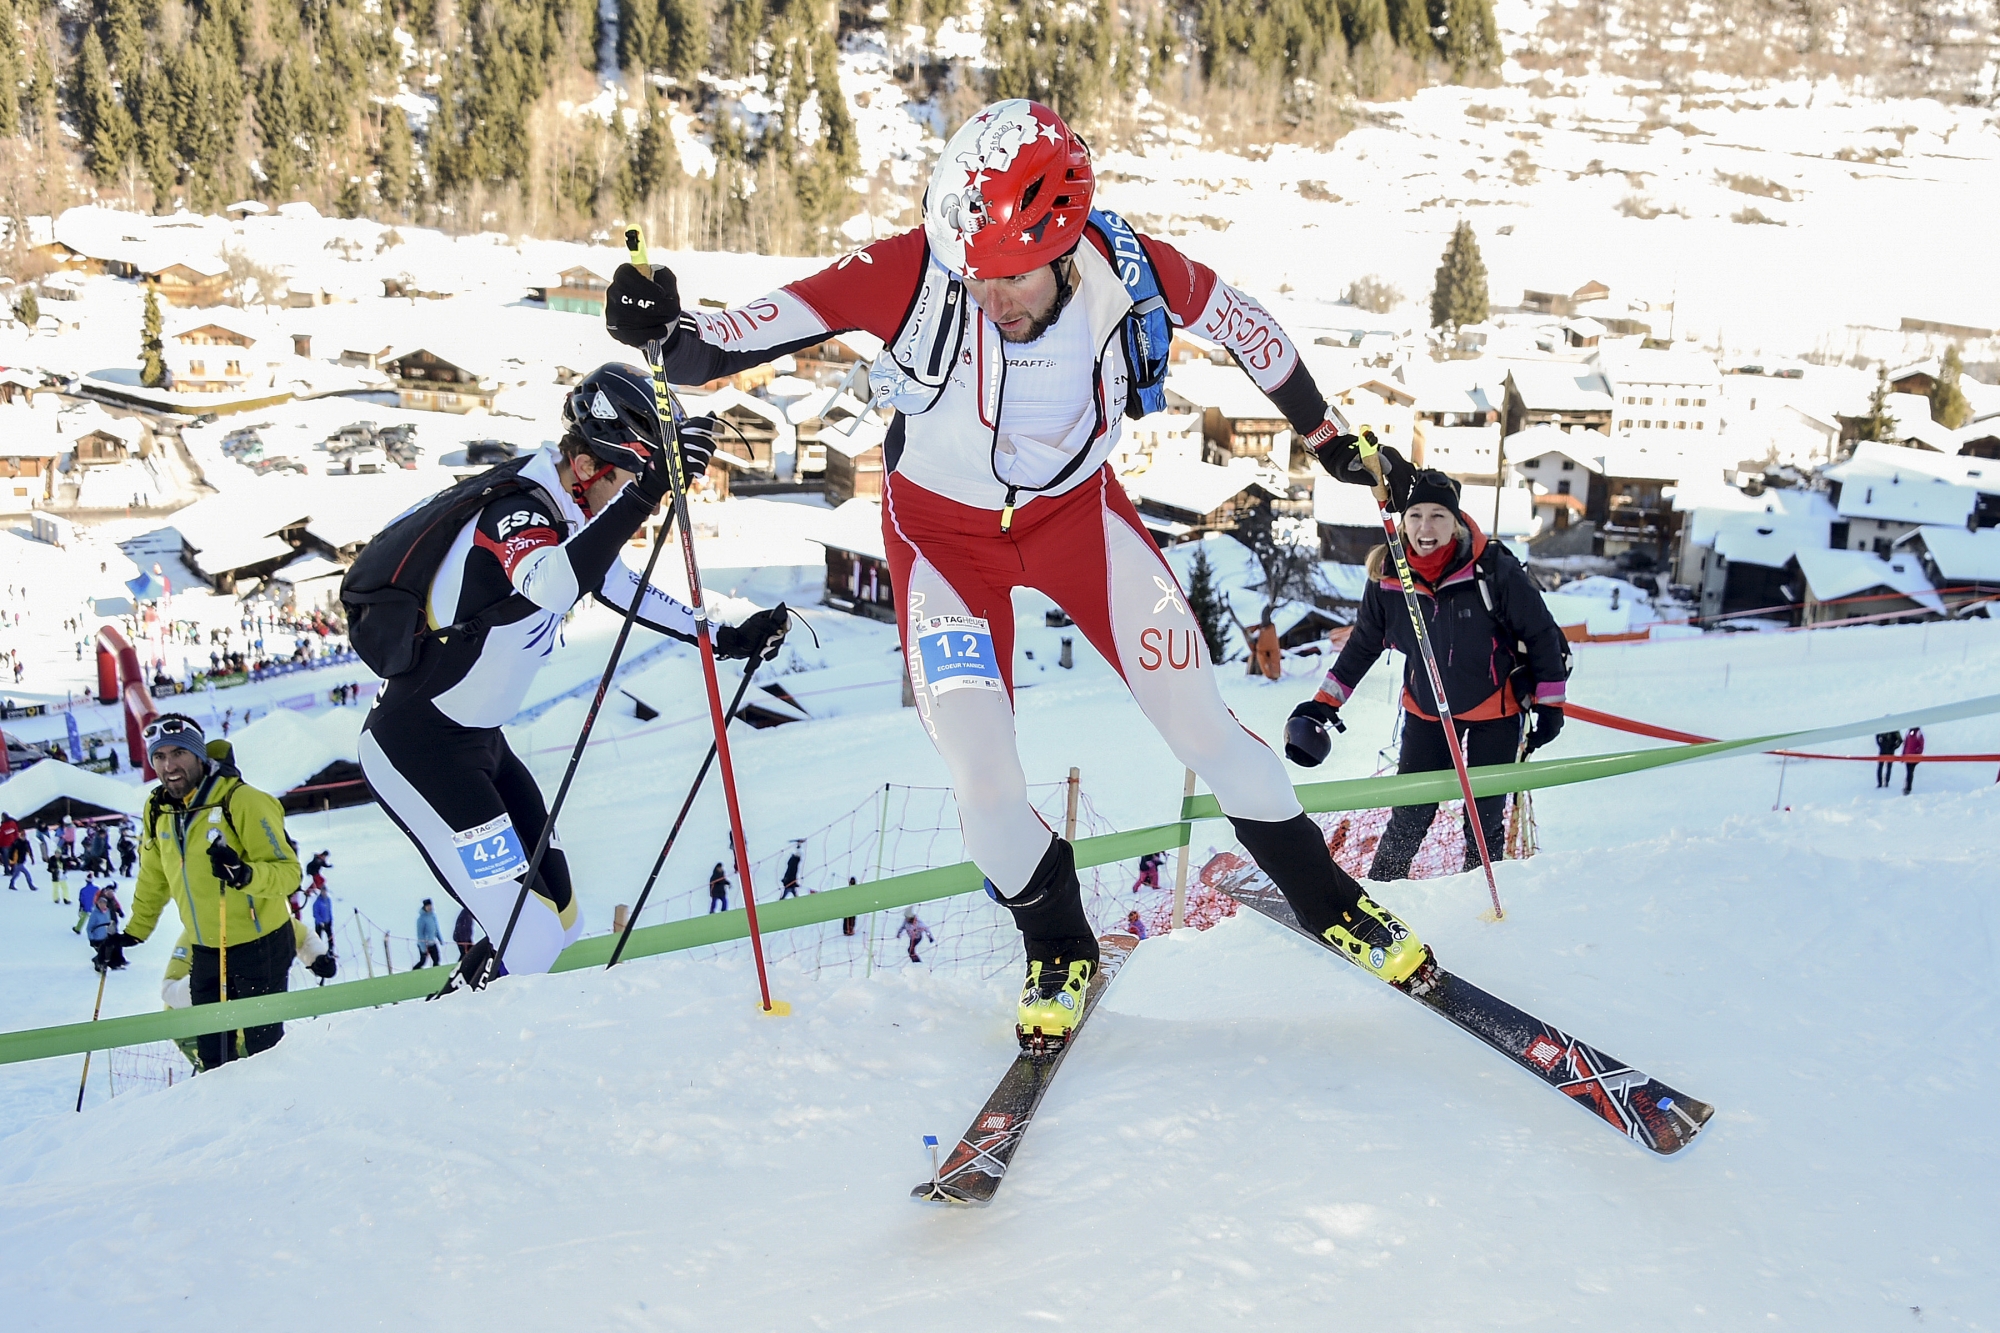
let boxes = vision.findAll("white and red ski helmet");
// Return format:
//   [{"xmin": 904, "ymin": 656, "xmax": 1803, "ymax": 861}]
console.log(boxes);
[{"xmin": 923, "ymin": 100, "xmax": 1094, "ymax": 280}]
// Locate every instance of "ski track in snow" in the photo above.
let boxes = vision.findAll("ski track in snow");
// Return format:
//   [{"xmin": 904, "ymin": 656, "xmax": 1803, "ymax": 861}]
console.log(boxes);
[{"xmin": 2, "ymin": 620, "xmax": 1998, "ymax": 1328}]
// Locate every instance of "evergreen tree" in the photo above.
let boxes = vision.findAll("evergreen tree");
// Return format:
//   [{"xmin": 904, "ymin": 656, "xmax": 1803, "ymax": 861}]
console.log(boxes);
[
  {"xmin": 618, "ymin": 0, "xmax": 660, "ymax": 73},
  {"xmin": 377, "ymin": 106, "xmax": 414, "ymax": 214},
  {"xmin": 26, "ymin": 34, "xmax": 56, "ymax": 145},
  {"xmin": 104, "ymin": 0, "xmax": 144, "ymax": 83},
  {"xmin": 662, "ymin": 0, "xmax": 711, "ymax": 81},
  {"xmin": 1440, "ymin": 0, "xmax": 1498, "ymax": 81},
  {"xmin": 1429, "ymin": 219, "xmax": 1489, "ymax": 331},
  {"xmin": 1184, "ymin": 543, "xmax": 1230, "ymax": 665},
  {"xmin": 139, "ymin": 287, "xmax": 164, "ymax": 388},
  {"xmin": 0, "ymin": 0, "xmax": 20, "ymax": 140},
  {"xmin": 75, "ymin": 30, "xmax": 136, "ymax": 179},
  {"xmin": 1387, "ymin": 0, "xmax": 1431, "ymax": 55},
  {"xmin": 1853, "ymin": 365, "xmax": 1896, "ymax": 445},
  {"xmin": 132, "ymin": 66, "xmax": 176, "ymax": 207},
  {"xmin": 15, "ymin": 286, "xmax": 37, "ymax": 330},
  {"xmin": 1930, "ymin": 344, "xmax": 1972, "ymax": 429}
]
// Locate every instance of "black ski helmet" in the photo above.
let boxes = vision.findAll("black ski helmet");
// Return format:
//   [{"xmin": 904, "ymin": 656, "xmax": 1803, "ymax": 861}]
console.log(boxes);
[
  {"xmin": 561, "ymin": 363, "xmax": 667, "ymax": 474},
  {"xmin": 1283, "ymin": 714, "xmax": 1332, "ymax": 767}
]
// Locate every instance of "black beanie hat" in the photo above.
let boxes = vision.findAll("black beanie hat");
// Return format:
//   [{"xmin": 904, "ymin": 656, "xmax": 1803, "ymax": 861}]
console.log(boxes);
[{"xmin": 1402, "ymin": 468, "xmax": 1463, "ymax": 518}]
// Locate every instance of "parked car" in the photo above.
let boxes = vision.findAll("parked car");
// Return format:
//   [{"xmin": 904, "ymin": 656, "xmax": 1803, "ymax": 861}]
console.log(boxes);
[
  {"xmin": 250, "ymin": 455, "xmax": 306, "ymax": 476},
  {"xmin": 332, "ymin": 446, "xmax": 388, "ymax": 475},
  {"xmin": 464, "ymin": 439, "xmax": 517, "ymax": 465}
]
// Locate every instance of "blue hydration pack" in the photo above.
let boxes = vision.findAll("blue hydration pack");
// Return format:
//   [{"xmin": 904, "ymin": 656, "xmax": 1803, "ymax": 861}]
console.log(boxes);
[{"xmin": 1089, "ymin": 209, "xmax": 1171, "ymax": 420}]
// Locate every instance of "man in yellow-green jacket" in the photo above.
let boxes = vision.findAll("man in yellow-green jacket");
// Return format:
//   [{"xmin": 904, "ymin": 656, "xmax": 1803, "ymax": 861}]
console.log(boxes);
[{"xmin": 103, "ymin": 713, "xmax": 303, "ymax": 1070}]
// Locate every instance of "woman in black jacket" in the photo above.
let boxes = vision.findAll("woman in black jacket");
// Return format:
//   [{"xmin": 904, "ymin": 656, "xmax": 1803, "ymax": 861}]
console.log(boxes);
[{"xmin": 1288, "ymin": 469, "xmax": 1571, "ymax": 881}]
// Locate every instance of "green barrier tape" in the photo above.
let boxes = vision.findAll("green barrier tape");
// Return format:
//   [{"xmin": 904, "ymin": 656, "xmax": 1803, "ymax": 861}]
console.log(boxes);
[{"xmin": 8, "ymin": 692, "xmax": 1998, "ymax": 1067}]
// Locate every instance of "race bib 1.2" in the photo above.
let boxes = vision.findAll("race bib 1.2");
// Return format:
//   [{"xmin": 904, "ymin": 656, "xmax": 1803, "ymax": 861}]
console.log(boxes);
[
  {"xmin": 915, "ymin": 614, "xmax": 1003, "ymax": 697},
  {"xmin": 452, "ymin": 815, "xmax": 527, "ymax": 889}
]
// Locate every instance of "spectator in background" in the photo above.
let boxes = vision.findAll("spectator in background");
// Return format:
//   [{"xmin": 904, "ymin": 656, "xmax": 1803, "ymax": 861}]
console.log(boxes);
[
  {"xmin": 842, "ymin": 877, "xmax": 858, "ymax": 937},
  {"xmin": 1125, "ymin": 909, "xmax": 1148, "ymax": 940},
  {"xmin": 1875, "ymin": 729, "xmax": 1903, "ymax": 789},
  {"xmin": 897, "ymin": 908, "xmax": 933, "ymax": 964},
  {"xmin": 1247, "ymin": 616, "xmax": 1281, "ymax": 681},
  {"xmin": 779, "ymin": 844, "xmax": 803, "ymax": 900},
  {"xmin": 73, "ymin": 871, "xmax": 101, "ymax": 934},
  {"xmin": 1132, "ymin": 851, "xmax": 1163, "ymax": 894},
  {"xmin": 311, "ymin": 885, "xmax": 335, "ymax": 950},
  {"xmin": 414, "ymin": 899, "xmax": 443, "ymax": 969},
  {"xmin": 116, "ymin": 827, "xmax": 136, "ymax": 878},
  {"xmin": 306, "ymin": 850, "xmax": 331, "ymax": 893},
  {"xmin": 86, "ymin": 879, "xmax": 126, "ymax": 971},
  {"xmin": 0, "ymin": 809, "xmax": 21, "ymax": 868},
  {"xmin": 1902, "ymin": 727, "xmax": 1926, "ymax": 795},
  {"xmin": 452, "ymin": 904, "xmax": 477, "ymax": 961},
  {"xmin": 708, "ymin": 863, "xmax": 729, "ymax": 914},
  {"xmin": 49, "ymin": 847, "xmax": 70, "ymax": 905}
]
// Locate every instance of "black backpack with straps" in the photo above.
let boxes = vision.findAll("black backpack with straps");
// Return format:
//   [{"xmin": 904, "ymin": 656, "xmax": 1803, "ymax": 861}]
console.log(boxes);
[{"xmin": 339, "ymin": 456, "xmax": 560, "ymax": 679}]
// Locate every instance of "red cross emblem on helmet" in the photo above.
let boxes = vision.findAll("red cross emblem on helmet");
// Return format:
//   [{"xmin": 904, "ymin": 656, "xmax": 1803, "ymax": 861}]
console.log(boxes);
[{"xmin": 924, "ymin": 100, "xmax": 1094, "ymax": 280}]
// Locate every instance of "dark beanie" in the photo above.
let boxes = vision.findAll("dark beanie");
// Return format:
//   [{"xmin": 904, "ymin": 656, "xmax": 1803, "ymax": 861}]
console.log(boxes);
[{"xmin": 1403, "ymin": 468, "xmax": 1462, "ymax": 517}]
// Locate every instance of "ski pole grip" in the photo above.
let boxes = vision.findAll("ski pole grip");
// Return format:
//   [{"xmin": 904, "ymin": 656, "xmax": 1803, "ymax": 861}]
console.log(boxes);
[
  {"xmin": 1355, "ymin": 430, "xmax": 1390, "ymax": 503},
  {"xmin": 623, "ymin": 226, "xmax": 650, "ymax": 274}
]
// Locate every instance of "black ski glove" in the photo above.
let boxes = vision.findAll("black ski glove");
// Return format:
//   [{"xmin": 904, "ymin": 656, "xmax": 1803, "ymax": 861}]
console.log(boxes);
[
  {"xmin": 1283, "ymin": 698, "xmax": 1347, "ymax": 768},
  {"xmin": 1312, "ymin": 430, "xmax": 1416, "ymax": 508},
  {"xmin": 605, "ymin": 263, "xmax": 682, "ymax": 349},
  {"xmin": 103, "ymin": 932, "xmax": 144, "ymax": 949},
  {"xmin": 207, "ymin": 840, "xmax": 254, "ymax": 888},
  {"xmin": 1524, "ymin": 704, "xmax": 1564, "ymax": 755},
  {"xmin": 715, "ymin": 604, "xmax": 790, "ymax": 662},
  {"xmin": 309, "ymin": 953, "xmax": 338, "ymax": 979},
  {"xmin": 631, "ymin": 414, "xmax": 719, "ymax": 507}
]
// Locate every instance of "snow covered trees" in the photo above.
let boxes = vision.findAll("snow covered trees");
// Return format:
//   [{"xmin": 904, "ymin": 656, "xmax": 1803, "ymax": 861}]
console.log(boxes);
[{"xmin": 1429, "ymin": 221, "xmax": 1490, "ymax": 333}]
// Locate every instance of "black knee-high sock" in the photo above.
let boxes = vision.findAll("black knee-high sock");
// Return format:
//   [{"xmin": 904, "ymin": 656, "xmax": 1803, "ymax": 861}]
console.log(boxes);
[
  {"xmin": 991, "ymin": 834, "xmax": 1099, "ymax": 969},
  {"xmin": 1230, "ymin": 813, "xmax": 1364, "ymax": 937}
]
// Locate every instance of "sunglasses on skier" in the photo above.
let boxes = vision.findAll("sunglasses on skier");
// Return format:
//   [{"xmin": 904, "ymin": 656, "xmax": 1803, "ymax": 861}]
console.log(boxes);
[{"xmin": 141, "ymin": 717, "xmax": 204, "ymax": 746}]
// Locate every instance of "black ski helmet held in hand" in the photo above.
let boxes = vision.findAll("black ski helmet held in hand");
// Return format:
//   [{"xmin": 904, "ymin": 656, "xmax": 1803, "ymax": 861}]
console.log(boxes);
[
  {"xmin": 1283, "ymin": 714, "xmax": 1333, "ymax": 767},
  {"xmin": 561, "ymin": 363, "xmax": 669, "ymax": 474}
]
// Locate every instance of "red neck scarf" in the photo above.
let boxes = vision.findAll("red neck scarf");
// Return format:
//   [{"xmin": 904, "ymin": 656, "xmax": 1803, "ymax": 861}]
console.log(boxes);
[{"xmin": 1403, "ymin": 515, "xmax": 1487, "ymax": 587}]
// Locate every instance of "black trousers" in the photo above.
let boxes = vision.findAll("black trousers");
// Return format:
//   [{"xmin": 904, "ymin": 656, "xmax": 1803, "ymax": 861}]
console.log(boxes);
[
  {"xmin": 415, "ymin": 943, "xmax": 441, "ymax": 968},
  {"xmin": 1876, "ymin": 759, "xmax": 1895, "ymax": 787},
  {"xmin": 189, "ymin": 924, "xmax": 294, "ymax": 1070},
  {"xmin": 1369, "ymin": 713, "xmax": 1522, "ymax": 882},
  {"xmin": 1903, "ymin": 762, "xmax": 1917, "ymax": 794},
  {"xmin": 361, "ymin": 696, "xmax": 575, "ymax": 954}
]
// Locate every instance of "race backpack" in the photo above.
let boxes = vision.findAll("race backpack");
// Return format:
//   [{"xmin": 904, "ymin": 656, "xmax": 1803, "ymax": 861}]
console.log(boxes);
[
  {"xmin": 1088, "ymin": 209, "xmax": 1172, "ymax": 420},
  {"xmin": 339, "ymin": 455, "xmax": 560, "ymax": 679}
]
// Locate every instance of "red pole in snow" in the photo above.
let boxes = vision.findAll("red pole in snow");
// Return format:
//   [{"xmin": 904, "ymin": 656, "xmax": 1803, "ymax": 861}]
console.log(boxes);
[{"xmin": 625, "ymin": 226, "xmax": 783, "ymax": 1015}]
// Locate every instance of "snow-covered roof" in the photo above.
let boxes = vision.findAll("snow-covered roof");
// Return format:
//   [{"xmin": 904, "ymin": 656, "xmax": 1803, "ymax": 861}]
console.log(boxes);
[
  {"xmin": 1501, "ymin": 423, "xmax": 1592, "ymax": 465},
  {"xmin": 0, "ymin": 759, "xmax": 145, "ymax": 819},
  {"xmin": 1594, "ymin": 346, "xmax": 1723, "ymax": 390},
  {"xmin": 1161, "ymin": 532, "xmax": 1263, "ymax": 591},
  {"xmin": 1123, "ymin": 458, "xmax": 1268, "ymax": 515},
  {"xmin": 227, "ymin": 706, "xmax": 363, "ymax": 795},
  {"xmin": 171, "ymin": 489, "xmax": 312, "ymax": 556},
  {"xmin": 1500, "ymin": 361, "xmax": 1615, "ymax": 413},
  {"xmin": 1315, "ymin": 476, "xmax": 1533, "ymax": 537},
  {"xmin": 1825, "ymin": 456, "xmax": 1980, "ymax": 526},
  {"xmin": 1825, "ymin": 441, "xmax": 2000, "ymax": 491},
  {"xmin": 52, "ymin": 206, "xmax": 231, "ymax": 275},
  {"xmin": 1680, "ymin": 486, "xmax": 1837, "ymax": 546},
  {"xmin": 1396, "ymin": 359, "xmax": 1502, "ymax": 415},
  {"xmin": 272, "ymin": 553, "xmax": 347, "ymax": 584},
  {"xmin": 1792, "ymin": 547, "xmax": 1942, "ymax": 613},
  {"xmin": 1898, "ymin": 525, "xmax": 2000, "ymax": 583},
  {"xmin": 1164, "ymin": 361, "xmax": 1281, "ymax": 419},
  {"xmin": 812, "ymin": 498, "xmax": 886, "ymax": 560}
]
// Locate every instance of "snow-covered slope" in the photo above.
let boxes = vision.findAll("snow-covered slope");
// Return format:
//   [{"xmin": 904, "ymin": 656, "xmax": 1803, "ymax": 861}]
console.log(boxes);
[{"xmin": 1, "ymin": 620, "xmax": 1997, "ymax": 1328}]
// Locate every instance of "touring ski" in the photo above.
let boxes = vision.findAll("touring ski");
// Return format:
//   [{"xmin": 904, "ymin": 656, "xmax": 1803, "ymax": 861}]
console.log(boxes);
[
  {"xmin": 913, "ymin": 932, "xmax": 1139, "ymax": 1206},
  {"xmin": 1226, "ymin": 879, "xmax": 1714, "ymax": 1155}
]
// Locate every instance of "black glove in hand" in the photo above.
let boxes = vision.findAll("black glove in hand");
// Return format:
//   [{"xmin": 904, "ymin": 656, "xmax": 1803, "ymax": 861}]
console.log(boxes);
[
  {"xmin": 1283, "ymin": 698, "xmax": 1347, "ymax": 768},
  {"xmin": 104, "ymin": 932, "xmax": 144, "ymax": 949},
  {"xmin": 631, "ymin": 414, "xmax": 717, "ymax": 507},
  {"xmin": 207, "ymin": 840, "xmax": 253, "ymax": 888},
  {"xmin": 715, "ymin": 604, "xmax": 790, "ymax": 662},
  {"xmin": 1524, "ymin": 704, "xmax": 1564, "ymax": 755},
  {"xmin": 676, "ymin": 414, "xmax": 718, "ymax": 478},
  {"xmin": 309, "ymin": 953, "xmax": 338, "ymax": 979},
  {"xmin": 1313, "ymin": 432, "xmax": 1416, "ymax": 508},
  {"xmin": 605, "ymin": 263, "xmax": 683, "ymax": 349}
]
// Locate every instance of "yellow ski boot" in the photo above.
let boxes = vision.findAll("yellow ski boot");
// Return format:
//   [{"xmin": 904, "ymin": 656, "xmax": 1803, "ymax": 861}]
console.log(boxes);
[
  {"xmin": 1323, "ymin": 893, "xmax": 1429, "ymax": 987},
  {"xmin": 1017, "ymin": 958, "xmax": 1094, "ymax": 1056}
]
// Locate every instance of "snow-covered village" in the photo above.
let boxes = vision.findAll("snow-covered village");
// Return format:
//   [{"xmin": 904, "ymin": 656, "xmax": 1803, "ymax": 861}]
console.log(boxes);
[{"xmin": 0, "ymin": 0, "xmax": 1997, "ymax": 1326}]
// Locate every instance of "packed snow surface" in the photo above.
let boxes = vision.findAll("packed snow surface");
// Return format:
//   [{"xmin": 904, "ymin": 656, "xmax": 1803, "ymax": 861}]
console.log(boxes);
[{"xmin": 2, "ymin": 617, "xmax": 1998, "ymax": 1329}]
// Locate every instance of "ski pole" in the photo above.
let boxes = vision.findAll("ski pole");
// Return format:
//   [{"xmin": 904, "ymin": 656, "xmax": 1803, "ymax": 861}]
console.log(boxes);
[
  {"xmin": 606, "ymin": 656, "xmax": 760, "ymax": 970},
  {"xmin": 624, "ymin": 225, "xmax": 781, "ymax": 1014},
  {"xmin": 74, "ymin": 960, "xmax": 108, "ymax": 1112},
  {"xmin": 469, "ymin": 442, "xmax": 681, "ymax": 992},
  {"xmin": 209, "ymin": 816, "xmax": 231, "ymax": 1057},
  {"xmin": 1355, "ymin": 434, "xmax": 1505, "ymax": 919}
]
